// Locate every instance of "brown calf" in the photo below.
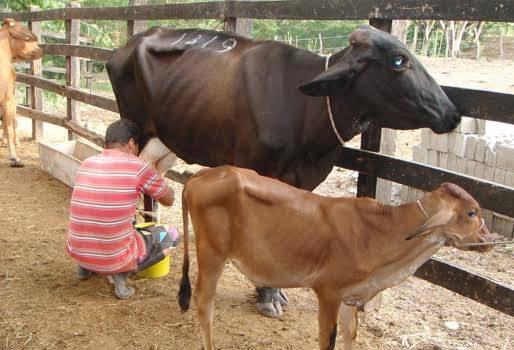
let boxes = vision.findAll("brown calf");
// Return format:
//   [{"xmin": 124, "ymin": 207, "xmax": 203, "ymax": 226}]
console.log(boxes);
[
  {"xmin": 0, "ymin": 18, "xmax": 42, "ymax": 167},
  {"xmin": 178, "ymin": 166, "xmax": 492, "ymax": 350}
]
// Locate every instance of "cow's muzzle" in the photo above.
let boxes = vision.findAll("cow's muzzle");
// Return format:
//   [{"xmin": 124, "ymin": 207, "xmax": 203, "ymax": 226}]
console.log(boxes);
[{"xmin": 431, "ymin": 111, "xmax": 461, "ymax": 134}]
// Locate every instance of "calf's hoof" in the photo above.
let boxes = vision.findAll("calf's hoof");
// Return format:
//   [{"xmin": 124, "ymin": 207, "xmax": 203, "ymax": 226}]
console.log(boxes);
[
  {"xmin": 9, "ymin": 158, "xmax": 24, "ymax": 167},
  {"xmin": 255, "ymin": 287, "xmax": 288, "ymax": 318},
  {"xmin": 256, "ymin": 300, "xmax": 283, "ymax": 318}
]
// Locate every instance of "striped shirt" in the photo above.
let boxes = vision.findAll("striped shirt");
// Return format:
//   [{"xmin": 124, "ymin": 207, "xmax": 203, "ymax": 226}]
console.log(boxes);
[{"xmin": 66, "ymin": 149, "xmax": 170, "ymax": 274}]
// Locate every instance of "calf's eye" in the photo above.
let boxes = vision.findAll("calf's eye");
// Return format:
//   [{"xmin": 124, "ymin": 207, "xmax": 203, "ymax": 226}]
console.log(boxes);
[
  {"xmin": 468, "ymin": 211, "xmax": 478, "ymax": 219},
  {"xmin": 391, "ymin": 56, "xmax": 406, "ymax": 69}
]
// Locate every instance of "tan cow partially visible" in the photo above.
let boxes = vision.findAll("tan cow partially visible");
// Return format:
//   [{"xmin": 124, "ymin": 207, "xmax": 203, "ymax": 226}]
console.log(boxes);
[
  {"xmin": 178, "ymin": 166, "xmax": 493, "ymax": 350},
  {"xmin": 0, "ymin": 18, "xmax": 42, "ymax": 167}
]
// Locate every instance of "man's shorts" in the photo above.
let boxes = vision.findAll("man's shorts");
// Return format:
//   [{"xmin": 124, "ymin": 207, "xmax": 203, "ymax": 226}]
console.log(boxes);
[{"xmin": 135, "ymin": 225, "xmax": 180, "ymax": 272}]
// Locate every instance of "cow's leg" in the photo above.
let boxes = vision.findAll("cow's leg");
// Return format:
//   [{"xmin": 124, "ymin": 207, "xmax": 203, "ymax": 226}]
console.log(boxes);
[
  {"xmin": 1, "ymin": 109, "xmax": 7, "ymax": 147},
  {"xmin": 13, "ymin": 118, "xmax": 20, "ymax": 147},
  {"xmin": 2, "ymin": 99, "xmax": 23, "ymax": 167},
  {"xmin": 255, "ymin": 287, "xmax": 288, "ymax": 318},
  {"xmin": 316, "ymin": 289, "xmax": 342, "ymax": 350},
  {"xmin": 195, "ymin": 252, "xmax": 225, "ymax": 350},
  {"xmin": 339, "ymin": 305, "xmax": 358, "ymax": 350}
]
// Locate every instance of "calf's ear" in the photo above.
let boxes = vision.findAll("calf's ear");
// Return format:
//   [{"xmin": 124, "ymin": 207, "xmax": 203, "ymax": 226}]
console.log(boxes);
[{"xmin": 298, "ymin": 59, "xmax": 367, "ymax": 97}]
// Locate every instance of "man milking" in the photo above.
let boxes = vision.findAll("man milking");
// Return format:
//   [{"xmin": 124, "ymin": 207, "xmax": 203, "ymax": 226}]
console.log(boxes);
[{"xmin": 66, "ymin": 119, "xmax": 179, "ymax": 299}]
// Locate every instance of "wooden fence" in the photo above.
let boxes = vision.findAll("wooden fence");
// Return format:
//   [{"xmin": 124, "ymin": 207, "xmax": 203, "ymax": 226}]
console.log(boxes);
[{"xmin": 0, "ymin": 0, "xmax": 512, "ymax": 317}]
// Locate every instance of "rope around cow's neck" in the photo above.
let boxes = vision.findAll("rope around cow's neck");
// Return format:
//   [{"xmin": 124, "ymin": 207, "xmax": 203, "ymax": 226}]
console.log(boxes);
[{"xmin": 325, "ymin": 55, "xmax": 346, "ymax": 147}]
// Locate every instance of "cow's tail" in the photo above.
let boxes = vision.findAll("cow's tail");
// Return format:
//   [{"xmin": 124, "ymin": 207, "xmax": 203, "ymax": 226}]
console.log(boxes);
[{"xmin": 178, "ymin": 184, "xmax": 192, "ymax": 312}]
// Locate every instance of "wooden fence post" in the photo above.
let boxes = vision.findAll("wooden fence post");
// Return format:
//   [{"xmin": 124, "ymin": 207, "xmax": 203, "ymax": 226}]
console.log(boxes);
[
  {"xmin": 28, "ymin": 5, "xmax": 43, "ymax": 140},
  {"xmin": 127, "ymin": 0, "xmax": 147, "ymax": 40},
  {"xmin": 357, "ymin": 19, "xmax": 393, "ymax": 199},
  {"xmin": 66, "ymin": 2, "xmax": 81, "ymax": 140},
  {"xmin": 224, "ymin": 16, "xmax": 252, "ymax": 37},
  {"xmin": 375, "ymin": 20, "xmax": 408, "ymax": 203}
]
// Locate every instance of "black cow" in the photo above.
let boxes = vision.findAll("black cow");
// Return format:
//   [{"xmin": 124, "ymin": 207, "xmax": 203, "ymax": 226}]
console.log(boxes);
[{"xmin": 107, "ymin": 25, "xmax": 461, "ymax": 318}]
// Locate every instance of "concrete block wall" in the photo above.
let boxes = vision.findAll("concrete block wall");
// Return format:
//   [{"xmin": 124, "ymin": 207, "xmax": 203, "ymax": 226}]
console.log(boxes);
[{"xmin": 401, "ymin": 117, "xmax": 514, "ymax": 238}]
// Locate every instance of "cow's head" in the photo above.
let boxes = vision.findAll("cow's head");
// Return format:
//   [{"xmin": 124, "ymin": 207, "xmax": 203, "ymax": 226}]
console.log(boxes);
[
  {"xmin": 1, "ymin": 18, "xmax": 42, "ymax": 62},
  {"xmin": 299, "ymin": 25, "xmax": 460, "ymax": 134}
]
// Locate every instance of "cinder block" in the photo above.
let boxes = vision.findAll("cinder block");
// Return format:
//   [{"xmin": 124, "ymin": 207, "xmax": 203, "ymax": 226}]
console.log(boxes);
[
  {"xmin": 429, "ymin": 132, "xmax": 439, "ymax": 150},
  {"xmin": 484, "ymin": 166, "xmax": 495, "ymax": 181},
  {"xmin": 456, "ymin": 157, "xmax": 467, "ymax": 174},
  {"xmin": 477, "ymin": 120, "xmax": 486, "ymax": 135},
  {"xmin": 456, "ymin": 117, "xmax": 477, "ymax": 134},
  {"xmin": 428, "ymin": 150, "xmax": 439, "ymax": 166},
  {"xmin": 492, "ymin": 216, "xmax": 514, "ymax": 238},
  {"xmin": 412, "ymin": 145, "xmax": 429, "ymax": 163},
  {"xmin": 496, "ymin": 145, "xmax": 514, "ymax": 172},
  {"xmin": 448, "ymin": 154, "xmax": 458, "ymax": 171},
  {"xmin": 505, "ymin": 172, "xmax": 514, "ymax": 188},
  {"xmin": 436, "ymin": 134, "xmax": 449, "ymax": 152},
  {"xmin": 482, "ymin": 210, "xmax": 494, "ymax": 230},
  {"xmin": 420, "ymin": 129, "xmax": 430, "ymax": 148},
  {"xmin": 450, "ymin": 133, "xmax": 469, "ymax": 157},
  {"xmin": 464, "ymin": 135, "xmax": 477, "ymax": 159},
  {"xmin": 484, "ymin": 143, "xmax": 497, "ymax": 166},
  {"xmin": 474, "ymin": 137, "xmax": 487, "ymax": 163},
  {"xmin": 474, "ymin": 163, "xmax": 485, "ymax": 179},
  {"xmin": 439, "ymin": 152, "xmax": 449, "ymax": 169},
  {"xmin": 494, "ymin": 168, "xmax": 506, "ymax": 184},
  {"xmin": 465, "ymin": 160, "xmax": 477, "ymax": 176}
]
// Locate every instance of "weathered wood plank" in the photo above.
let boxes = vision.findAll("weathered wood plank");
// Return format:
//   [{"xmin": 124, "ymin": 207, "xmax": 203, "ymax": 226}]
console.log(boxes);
[
  {"xmin": 15, "ymin": 73, "xmax": 118, "ymax": 113},
  {"xmin": 16, "ymin": 106, "xmax": 67, "ymax": 127},
  {"xmin": 227, "ymin": 0, "xmax": 514, "ymax": 22},
  {"xmin": 28, "ymin": 5, "xmax": 43, "ymax": 140},
  {"xmin": 442, "ymin": 86, "xmax": 514, "ymax": 125},
  {"xmin": 338, "ymin": 147, "xmax": 514, "ymax": 217},
  {"xmin": 127, "ymin": 0, "xmax": 148, "ymax": 40},
  {"xmin": 357, "ymin": 18, "xmax": 391, "ymax": 199},
  {"xmin": 40, "ymin": 44, "xmax": 113, "ymax": 61},
  {"xmin": 64, "ymin": 120, "xmax": 105, "ymax": 147},
  {"xmin": 1, "ymin": 1, "xmax": 512, "ymax": 22},
  {"xmin": 66, "ymin": 3, "xmax": 81, "ymax": 140},
  {"xmin": 415, "ymin": 257, "xmax": 514, "ymax": 317}
]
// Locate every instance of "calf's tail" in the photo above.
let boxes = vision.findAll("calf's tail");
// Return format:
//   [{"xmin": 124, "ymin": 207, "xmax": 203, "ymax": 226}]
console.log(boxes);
[{"xmin": 178, "ymin": 185, "xmax": 192, "ymax": 312}]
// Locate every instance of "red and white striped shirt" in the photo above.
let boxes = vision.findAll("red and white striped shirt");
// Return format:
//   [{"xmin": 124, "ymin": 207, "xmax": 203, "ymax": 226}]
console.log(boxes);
[{"xmin": 66, "ymin": 149, "xmax": 170, "ymax": 274}]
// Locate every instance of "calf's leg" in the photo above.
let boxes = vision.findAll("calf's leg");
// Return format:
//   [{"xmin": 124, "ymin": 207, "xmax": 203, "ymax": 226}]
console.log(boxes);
[
  {"xmin": 195, "ymin": 252, "xmax": 225, "ymax": 350},
  {"xmin": 339, "ymin": 305, "xmax": 358, "ymax": 350},
  {"xmin": 316, "ymin": 289, "xmax": 342, "ymax": 350}
]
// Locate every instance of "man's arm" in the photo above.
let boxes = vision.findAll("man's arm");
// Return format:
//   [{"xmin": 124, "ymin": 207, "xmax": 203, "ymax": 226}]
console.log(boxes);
[
  {"xmin": 138, "ymin": 163, "xmax": 175, "ymax": 207},
  {"xmin": 157, "ymin": 186, "xmax": 174, "ymax": 206}
]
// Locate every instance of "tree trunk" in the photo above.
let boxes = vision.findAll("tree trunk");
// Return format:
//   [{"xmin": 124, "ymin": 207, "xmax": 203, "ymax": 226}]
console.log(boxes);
[
  {"xmin": 474, "ymin": 21, "xmax": 485, "ymax": 60},
  {"xmin": 451, "ymin": 21, "xmax": 468, "ymax": 57},
  {"xmin": 421, "ymin": 20, "xmax": 435, "ymax": 56},
  {"xmin": 411, "ymin": 24, "xmax": 419, "ymax": 52}
]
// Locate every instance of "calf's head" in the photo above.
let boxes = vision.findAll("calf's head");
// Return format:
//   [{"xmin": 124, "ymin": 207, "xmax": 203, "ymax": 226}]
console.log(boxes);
[
  {"xmin": 1, "ymin": 18, "xmax": 42, "ymax": 61},
  {"xmin": 408, "ymin": 183, "xmax": 494, "ymax": 252},
  {"xmin": 299, "ymin": 25, "xmax": 460, "ymax": 134}
]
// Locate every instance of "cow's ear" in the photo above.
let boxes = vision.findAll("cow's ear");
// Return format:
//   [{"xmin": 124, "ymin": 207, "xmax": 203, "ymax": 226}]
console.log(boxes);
[{"xmin": 298, "ymin": 62, "xmax": 360, "ymax": 97}]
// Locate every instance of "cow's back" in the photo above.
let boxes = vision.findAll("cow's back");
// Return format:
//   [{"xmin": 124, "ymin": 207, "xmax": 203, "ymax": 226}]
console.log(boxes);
[{"xmin": 107, "ymin": 28, "xmax": 323, "ymax": 170}]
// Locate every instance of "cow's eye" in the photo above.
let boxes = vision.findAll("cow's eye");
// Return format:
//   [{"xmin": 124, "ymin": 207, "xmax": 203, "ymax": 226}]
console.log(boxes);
[
  {"xmin": 468, "ymin": 211, "xmax": 478, "ymax": 219},
  {"xmin": 391, "ymin": 56, "xmax": 406, "ymax": 69}
]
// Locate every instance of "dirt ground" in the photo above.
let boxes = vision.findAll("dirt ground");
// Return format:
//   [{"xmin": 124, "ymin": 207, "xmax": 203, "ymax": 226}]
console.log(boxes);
[{"xmin": 1, "ymin": 57, "xmax": 513, "ymax": 350}]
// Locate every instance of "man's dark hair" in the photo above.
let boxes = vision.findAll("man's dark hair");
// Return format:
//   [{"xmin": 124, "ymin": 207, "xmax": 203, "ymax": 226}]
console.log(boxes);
[{"xmin": 105, "ymin": 119, "xmax": 140, "ymax": 148}]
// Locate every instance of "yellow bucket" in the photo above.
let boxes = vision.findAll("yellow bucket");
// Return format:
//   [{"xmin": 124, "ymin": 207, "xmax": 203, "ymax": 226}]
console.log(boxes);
[{"xmin": 135, "ymin": 222, "xmax": 171, "ymax": 278}]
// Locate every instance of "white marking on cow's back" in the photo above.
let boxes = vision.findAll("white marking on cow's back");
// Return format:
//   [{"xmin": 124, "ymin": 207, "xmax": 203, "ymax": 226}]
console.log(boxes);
[
  {"xmin": 169, "ymin": 33, "xmax": 187, "ymax": 46},
  {"xmin": 168, "ymin": 32, "xmax": 237, "ymax": 53}
]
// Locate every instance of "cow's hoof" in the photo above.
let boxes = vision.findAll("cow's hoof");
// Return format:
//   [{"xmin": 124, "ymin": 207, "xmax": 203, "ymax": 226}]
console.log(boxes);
[
  {"xmin": 10, "ymin": 158, "xmax": 24, "ymax": 167},
  {"xmin": 256, "ymin": 300, "xmax": 283, "ymax": 318},
  {"xmin": 276, "ymin": 289, "xmax": 289, "ymax": 306}
]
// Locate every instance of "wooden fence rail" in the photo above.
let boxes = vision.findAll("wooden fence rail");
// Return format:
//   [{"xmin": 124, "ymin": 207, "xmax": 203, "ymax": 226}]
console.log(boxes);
[
  {"xmin": 3, "ymin": 0, "xmax": 513, "ymax": 317},
  {"xmin": 1, "ymin": 1, "xmax": 513, "ymax": 22}
]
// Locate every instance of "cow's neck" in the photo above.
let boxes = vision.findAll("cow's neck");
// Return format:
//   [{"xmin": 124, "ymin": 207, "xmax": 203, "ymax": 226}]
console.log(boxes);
[
  {"xmin": 338, "ymin": 197, "xmax": 446, "ymax": 305},
  {"xmin": 302, "ymin": 53, "xmax": 369, "ymax": 154},
  {"xmin": 0, "ymin": 30, "xmax": 13, "ymax": 64}
]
